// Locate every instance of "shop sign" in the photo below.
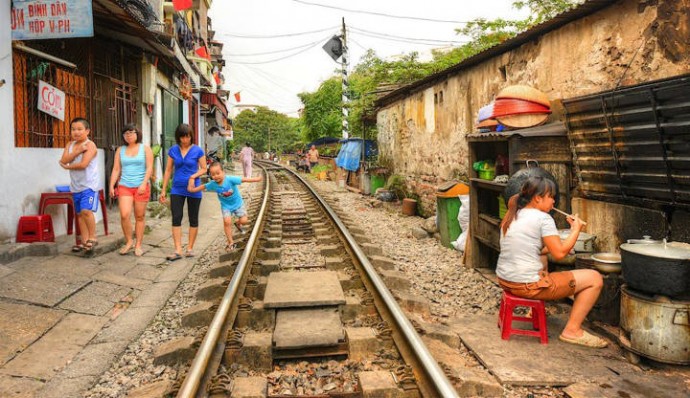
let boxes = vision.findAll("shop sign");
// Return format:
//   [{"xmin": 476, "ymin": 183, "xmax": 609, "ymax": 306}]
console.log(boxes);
[
  {"xmin": 11, "ymin": 0, "xmax": 94, "ymax": 40},
  {"xmin": 38, "ymin": 80, "xmax": 65, "ymax": 121}
]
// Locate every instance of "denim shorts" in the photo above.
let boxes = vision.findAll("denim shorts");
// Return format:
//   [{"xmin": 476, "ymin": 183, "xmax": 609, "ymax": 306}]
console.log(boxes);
[
  {"xmin": 498, "ymin": 271, "xmax": 576, "ymax": 301},
  {"xmin": 222, "ymin": 205, "xmax": 247, "ymax": 219}
]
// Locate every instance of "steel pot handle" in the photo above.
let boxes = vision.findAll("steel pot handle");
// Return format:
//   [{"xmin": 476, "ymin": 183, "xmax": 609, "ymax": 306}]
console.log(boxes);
[{"xmin": 525, "ymin": 159, "xmax": 540, "ymax": 169}]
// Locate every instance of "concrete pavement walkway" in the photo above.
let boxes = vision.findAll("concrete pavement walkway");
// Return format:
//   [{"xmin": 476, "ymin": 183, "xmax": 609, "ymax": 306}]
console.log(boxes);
[{"xmin": 0, "ymin": 193, "xmax": 222, "ymax": 398}]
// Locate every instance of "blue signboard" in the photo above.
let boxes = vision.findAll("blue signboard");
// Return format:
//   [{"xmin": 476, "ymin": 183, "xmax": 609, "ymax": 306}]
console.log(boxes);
[{"xmin": 11, "ymin": 0, "xmax": 94, "ymax": 40}]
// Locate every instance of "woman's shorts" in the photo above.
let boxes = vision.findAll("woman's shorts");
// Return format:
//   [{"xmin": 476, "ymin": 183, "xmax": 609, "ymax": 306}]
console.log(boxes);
[
  {"xmin": 118, "ymin": 184, "xmax": 150, "ymax": 202},
  {"xmin": 498, "ymin": 271, "xmax": 576, "ymax": 301},
  {"xmin": 222, "ymin": 206, "xmax": 247, "ymax": 219}
]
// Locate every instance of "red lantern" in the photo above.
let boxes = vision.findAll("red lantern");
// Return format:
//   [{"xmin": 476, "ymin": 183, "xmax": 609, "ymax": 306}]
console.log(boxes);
[{"xmin": 233, "ymin": 92, "xmax": 241, "ymax": 102}]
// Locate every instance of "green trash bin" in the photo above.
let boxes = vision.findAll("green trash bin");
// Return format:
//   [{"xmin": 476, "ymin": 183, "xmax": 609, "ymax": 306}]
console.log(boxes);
[
  {"xmin": 436, "ymin": 182, "xmax": 469, "ymax": 249},
  {"xmin": 370, "ymin": 174, "xmax": 386, "ymax": 195}
]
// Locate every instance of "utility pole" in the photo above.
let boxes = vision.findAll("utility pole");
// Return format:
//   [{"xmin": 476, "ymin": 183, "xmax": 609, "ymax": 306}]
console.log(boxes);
[{"xmin": 341, "ymin": 18, "xmax": 349, "ymax": 139}]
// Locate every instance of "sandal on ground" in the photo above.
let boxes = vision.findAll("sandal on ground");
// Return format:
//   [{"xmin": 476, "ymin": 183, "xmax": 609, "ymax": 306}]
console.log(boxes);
[
  {"xmin": 84, "ymin": 240, "xmax": 98, "ymax": 253},
  {"xmin": 185, "ymin": 250, "xmax": 195, "ymax": 258},
  {"xmin": 166, "ymin": 253, "xmax": 182, "ymax": 262},
  {"xmin": 235, "ymin": 223, "xmax": 246, "ymax": 235},
  {"xmin": 559, "ymin": 331, "xmax": 608, "ymax": 348},
  {"xmin": 134, "ymin": 247, "xmax": 144, "ymax": 257},
  {"xmin": 119, "ymin": 243, "xmax": 133, "ymax": 255},
  {"xmin": 71, "ymin": 244, "xmax": 85, "ymax": 253}
]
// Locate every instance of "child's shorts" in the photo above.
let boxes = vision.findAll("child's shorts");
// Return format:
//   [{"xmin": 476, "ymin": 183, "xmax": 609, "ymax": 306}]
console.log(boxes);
[
  {"xmin": 498, "ymin": 271, "xmax": 576, "ymax": 301},
  {"xmin": 73, "ymin": 189, "xmax": 99, "ymax": 213},
  {"xmin": 222, "ymin": 205, "xmax": 247, "ymax": 219},
  {"xmin": 118, "ymin": 184, "xmax": 150, "ymax": 202}
]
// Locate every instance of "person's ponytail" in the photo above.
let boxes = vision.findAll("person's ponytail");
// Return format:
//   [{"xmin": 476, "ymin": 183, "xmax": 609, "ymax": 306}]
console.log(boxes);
[{"xmin": 501, "ymin": 194, "xmax": 521, "ymax": 235}]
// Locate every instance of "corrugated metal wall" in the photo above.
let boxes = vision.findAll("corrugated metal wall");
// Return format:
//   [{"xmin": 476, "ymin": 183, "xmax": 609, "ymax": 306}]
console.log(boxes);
[{"xmin": 563, "ymin": 74, "xmax": 690, "ymax": 207}]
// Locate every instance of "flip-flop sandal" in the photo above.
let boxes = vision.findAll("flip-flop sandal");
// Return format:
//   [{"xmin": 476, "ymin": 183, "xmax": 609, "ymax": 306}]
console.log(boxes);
[
  {"xmin": 71, "ymin": 244, "xmax": 85, "ymax": 253},
  {"xmin": 185, "ymin": 250, "xmax": 195, "ymax": 257},
  {"xmin": 119, "ymin": 244, "xmax": 133, "ymax": 255},
  {"xmin": 166, "ymin": 253, "xmax": 182, "ymax": 262},
  {"xmin": 84, "ymin": 240, "xmax": 98, "ymax": 253},
  {"xmin": 134, "ymin": 247, "xmax": 144, "ymax": 257},
  {"xmin": 225, "ymin": 243, "xmax": 237, "ymax": 252}
]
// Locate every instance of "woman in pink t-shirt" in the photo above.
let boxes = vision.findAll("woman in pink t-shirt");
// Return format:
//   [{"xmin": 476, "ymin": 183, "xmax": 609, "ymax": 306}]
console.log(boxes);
[{"xmin": 239, "ymin": 142, "xmax": 254, "ymax": 177}]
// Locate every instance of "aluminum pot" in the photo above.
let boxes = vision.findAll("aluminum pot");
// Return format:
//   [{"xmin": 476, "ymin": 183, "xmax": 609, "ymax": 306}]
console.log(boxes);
[
  {"xmin": 558, "ymin": 230, "xmax": 596, "ymax": 252},
  {"xmin": 620, "ymin": 243, "xmax": 690, "ymax": 297},
  {"xmin": 502, "ymin": 160, "xmax": 560, "ymax": 207},
  {"xmin": 619, "ymin": 285, "xmax": 690, "ymax": 365}
]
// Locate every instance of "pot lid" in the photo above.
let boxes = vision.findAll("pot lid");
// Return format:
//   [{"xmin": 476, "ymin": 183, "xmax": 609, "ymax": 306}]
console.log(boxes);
[
  {"xmin": 627, "ymin": 235, "xmax": 662, "ymax": 244},
  {"xmin": 620, "ymin": 242, "xmax": 690, "ymax": 260}
]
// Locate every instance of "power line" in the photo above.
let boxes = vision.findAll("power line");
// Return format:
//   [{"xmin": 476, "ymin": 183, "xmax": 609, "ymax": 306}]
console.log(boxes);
[
  {"xmin": 225, "ymin": 37, "xmax": 329, "ymax": 57},
  {"xmin": 349, "ymin": 25, "xmax": 467, "ymax": 45},
  {"xmin": 290, "ymin": 0, "xmax": 470, "ymax": 24},
  {"xmin": 226, "ymin": 38, "xmax": 327, "ymax": 64},
  {"xmin": 219, "ymin": 25, "xmax": 338, "ymax": 39},
  {"xmin": 234, "ymin": 64, "xmax": 296, "ymax": 95}
]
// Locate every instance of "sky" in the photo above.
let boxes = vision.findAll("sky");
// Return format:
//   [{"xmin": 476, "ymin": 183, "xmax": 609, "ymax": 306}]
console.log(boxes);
[{"xmin": 209, "ymin": 0, "xmax": 530, "ymax": 117}]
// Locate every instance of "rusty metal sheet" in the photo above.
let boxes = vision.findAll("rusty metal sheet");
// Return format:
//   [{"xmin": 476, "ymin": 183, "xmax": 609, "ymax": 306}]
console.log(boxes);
[{"xmin": 563, "ymin": 74, "xmax": 690, "ymax": 208}]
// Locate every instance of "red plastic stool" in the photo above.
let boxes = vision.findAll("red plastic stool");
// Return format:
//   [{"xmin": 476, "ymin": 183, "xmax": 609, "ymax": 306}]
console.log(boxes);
[
  {"xmin": 16, "ymin": 215, "xmax": 55, "ymax": 243},
  {"xmin": 39, "ymin": 189, "xmax": 108, "ymax": 245},
  {"xmin": 498, "ymin": 291, "xmax": 548, "ymax": 344}
]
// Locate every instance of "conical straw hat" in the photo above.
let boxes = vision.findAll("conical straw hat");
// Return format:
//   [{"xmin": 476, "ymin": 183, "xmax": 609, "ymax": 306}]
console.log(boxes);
[
  {"xmin": 496, "ymin": 113, "xmax": 549, "ymax": 128},
  {"xmin": 497, "ymin": 85, "xmax": 550, "ymax": 107}
]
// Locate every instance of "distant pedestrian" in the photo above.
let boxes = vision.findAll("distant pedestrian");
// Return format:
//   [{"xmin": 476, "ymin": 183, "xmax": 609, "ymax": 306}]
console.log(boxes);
[
  {"xmin": 239, "ymin": 142, "xmax": 254, "ymax": 177},
  {"xmin": 187, "ymin": 162, "xmax": 262, "ymax": 251},
  {"xmin": 308, "ymin": 144, "xmax": 319, "ymax": 169},
  {"xmin": 59, "ymin": 117, "xmax": 99, "ymax": 254},
  {"xmin": 159, "ymin": 124, "xmax": 207, "ymax": 261},
  {"xmin": 109, "ymin": 124, "xmax": 153, "ymax": 257}
]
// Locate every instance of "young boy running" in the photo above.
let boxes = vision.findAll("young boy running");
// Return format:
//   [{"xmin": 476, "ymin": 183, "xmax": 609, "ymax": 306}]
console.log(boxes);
[
  {"xmin": 59, "ymin": 117, "xmax": 99, "ymax": 254},
  {"xmin": 187, "ymin": 162, "xmax": 262, "ymax": 251}
]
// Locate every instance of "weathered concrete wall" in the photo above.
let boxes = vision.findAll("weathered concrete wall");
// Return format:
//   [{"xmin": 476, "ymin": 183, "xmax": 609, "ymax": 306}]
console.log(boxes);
[{"xmin": 376, "ymin": 0, "xmax": 689, "ymax": 215}]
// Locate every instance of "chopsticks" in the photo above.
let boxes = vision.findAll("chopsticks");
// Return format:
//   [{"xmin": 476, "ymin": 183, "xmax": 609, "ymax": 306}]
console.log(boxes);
[{"xmin": 552, "ymin": 207, "xmax": 588, "ymax": 226}]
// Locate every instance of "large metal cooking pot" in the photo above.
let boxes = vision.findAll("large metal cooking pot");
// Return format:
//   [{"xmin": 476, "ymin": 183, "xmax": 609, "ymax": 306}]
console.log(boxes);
[
  {"xmin": 502, "ymin": 160, "xmax": 560, "ymax": 207},
  {"xmin": 619, "ymin": 285, "xmax": 690, "ymax": 365},
  {"xmin": 620, "ymin": 243, "xmax": 690, "ymax": 297}
]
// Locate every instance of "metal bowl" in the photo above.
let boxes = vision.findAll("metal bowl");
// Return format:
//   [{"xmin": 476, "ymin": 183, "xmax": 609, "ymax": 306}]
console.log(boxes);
[{"xmin": 591, "ymin": 252, "xmax": 621, "ymax": 264}]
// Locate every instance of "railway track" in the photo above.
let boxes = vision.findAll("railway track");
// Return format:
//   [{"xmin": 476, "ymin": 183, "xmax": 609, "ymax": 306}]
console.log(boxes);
[{"xmin": 168, "ymin": 161, "xmax": 458, "ymax": 397}]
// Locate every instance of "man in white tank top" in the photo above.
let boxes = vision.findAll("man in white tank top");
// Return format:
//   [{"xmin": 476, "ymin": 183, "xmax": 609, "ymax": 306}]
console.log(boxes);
[{"xmin": 59, "ymin": 118, "xmax": 99, "ymax": 253}]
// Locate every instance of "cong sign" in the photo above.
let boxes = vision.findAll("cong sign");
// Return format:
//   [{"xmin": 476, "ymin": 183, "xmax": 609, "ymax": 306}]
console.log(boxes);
[
  {"xmin": 11, "ymin": 0, "xmax": 94, "ymax": 40},
  {"xmin": 38, "ymin": 80, "xmax": 66, "ymax": 121}
]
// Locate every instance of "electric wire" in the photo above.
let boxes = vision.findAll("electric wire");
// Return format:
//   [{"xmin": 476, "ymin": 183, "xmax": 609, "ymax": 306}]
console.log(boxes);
[
  {"xmin": 349, "ymin": 25, "xmax": 467, "ymax": 45},
  {"xmin": 289, "ymin": 0, "xmax": 470, "ymax": 24},
  {"xmin": 219, "ymin": 25, "xmax": 338, "ymax": 39},
  {"xmin": 226, "ymin": 38, "xmax": 328, "ymax": 64},
  {"xmin": 225, "ymin": 37, "xmax": 330, "ymax": 57},
  {"xmin": 234, "ymin": 64, "xmax": 297, "ymax": 95}
]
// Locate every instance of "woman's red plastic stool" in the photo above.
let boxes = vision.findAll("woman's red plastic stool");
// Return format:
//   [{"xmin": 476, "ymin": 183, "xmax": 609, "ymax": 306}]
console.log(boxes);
[
  {"xmin": 498, "ymin": 291, "xmax": 548, "ymax": 344},
  {"xmin": 16, "ymin": 215, "xmax": 55, "ymax": 243}
]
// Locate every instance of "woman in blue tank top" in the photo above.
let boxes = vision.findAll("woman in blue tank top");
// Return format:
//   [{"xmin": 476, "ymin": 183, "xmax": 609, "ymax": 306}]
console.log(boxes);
[
  {"xmin": 109, "ymin": 124, "xmax": 153, "ymax": 256},
  {"xmin": 159, "ymin": 123, "xmax": 207, "ymax": 260}
]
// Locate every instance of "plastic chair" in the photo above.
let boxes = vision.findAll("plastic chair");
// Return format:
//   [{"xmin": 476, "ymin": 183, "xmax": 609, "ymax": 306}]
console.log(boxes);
[
  {"xmin": 39, "ymin": 189, "xmax": 108, "ymax": 245},
  {"xmin": 16, "ymin": 215, "xmax": 55, "ymax": 243},
  {"xmin": 498, "ymin": 291, "xmax": 548, "ymax": 344}
]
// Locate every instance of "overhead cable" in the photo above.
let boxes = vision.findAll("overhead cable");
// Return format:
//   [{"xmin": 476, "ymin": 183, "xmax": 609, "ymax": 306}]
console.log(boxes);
[
  {"xmin": 225, "ymin": 37, "xmax": 329, "ymax": 57},
  {"xmin": 349, "ymin": 26, "xmax": 467, "ymax": 45},
  {"xmin": 227, "ymin": 38, "xmax": 327, "ymax": 64},
  {"xmin": 290, "ymin": 0, "xmax": 469, "ymax": 24},
  {"xmin": 220, "ymin": 25, "xmax": 338, "ymax": 39}
]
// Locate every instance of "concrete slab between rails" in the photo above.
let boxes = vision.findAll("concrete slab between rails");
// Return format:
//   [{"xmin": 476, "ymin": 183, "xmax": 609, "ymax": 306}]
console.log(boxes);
[
  {"xmin": 263, "ymin": 271, "xmax": 345, "ymax": 308},
  {"xmin": 448, "ymin": 314, "xmax": 645, "ymax": 386},
  {"xmin": 232, "ymin": 376, "xmax": 268, "ymax": 398},
  {"xmin": 273, "ymin": 308, "xmax": 344, "ymax": 349},
  {"xmin": 357, "ymin": 371, "xmax": 402, "ymax": 398}
]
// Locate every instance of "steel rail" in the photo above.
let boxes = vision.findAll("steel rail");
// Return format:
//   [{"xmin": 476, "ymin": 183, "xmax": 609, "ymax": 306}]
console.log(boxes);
[
  {"xmin": 275, "ymin": 161, "xmax": 459, "ymax": 398},
  {"xmin": 176, "ymin": 165, "xmax": 271, "ymax": 398}
]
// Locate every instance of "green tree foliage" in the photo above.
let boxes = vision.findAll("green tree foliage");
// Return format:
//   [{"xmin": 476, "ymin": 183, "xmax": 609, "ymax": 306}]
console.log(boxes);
[
  {"xmin": 232, "ymin": 106, "xmax": 300, "ymax": 153},
  {"xmin": 298, "ymin": 0, "xmax": 581, "ymax": 142}
]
